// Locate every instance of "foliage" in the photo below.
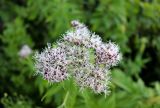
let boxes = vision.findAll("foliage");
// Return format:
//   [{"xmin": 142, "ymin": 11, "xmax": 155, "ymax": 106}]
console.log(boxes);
[{"xmin": 0, "ymin": 0, "xmax": 160, "ymax": 108}]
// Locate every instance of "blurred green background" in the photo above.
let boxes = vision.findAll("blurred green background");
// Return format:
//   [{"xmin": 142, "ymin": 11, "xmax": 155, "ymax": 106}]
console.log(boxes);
[{"xmin": 0, "ymin": 0, "xmax": 160, "ymax": 108}]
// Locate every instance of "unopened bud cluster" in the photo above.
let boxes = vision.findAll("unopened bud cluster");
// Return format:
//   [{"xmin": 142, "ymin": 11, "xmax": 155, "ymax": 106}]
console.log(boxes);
[{"xmin": 34, "ymin": 20, "xmax": 122, "ymax": 94}]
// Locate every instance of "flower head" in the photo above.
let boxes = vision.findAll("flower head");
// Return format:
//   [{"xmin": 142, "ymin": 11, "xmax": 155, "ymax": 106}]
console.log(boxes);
[
  {"xmin": 34, "ymin": 20, "xmax": 122, "ymax": 94},
  {"xmin": 34, "ymin": 44, "xmax": 69, "ymax": 82},
  {"xmin": 96, "ymin": 42, "xmax": 122, "ymax": 67},
  {"xmin": 19, "ymin": 44, "xmax": 32, "ymax": 58}
]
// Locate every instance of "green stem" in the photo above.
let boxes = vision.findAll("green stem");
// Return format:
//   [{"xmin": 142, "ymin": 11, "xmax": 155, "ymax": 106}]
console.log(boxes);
[{"xmin": 58, "ymin": 91, "xmax": 69, "ymax": 108}]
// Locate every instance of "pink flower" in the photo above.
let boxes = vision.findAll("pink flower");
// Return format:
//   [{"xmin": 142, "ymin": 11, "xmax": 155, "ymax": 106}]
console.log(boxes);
[
  {"xmin": 19, "ymin": 45, "xmax": 32, "ymax": 58},
  {"xmin": 34, "ymin": 20, "xmax": 122, "ymax": 94}
]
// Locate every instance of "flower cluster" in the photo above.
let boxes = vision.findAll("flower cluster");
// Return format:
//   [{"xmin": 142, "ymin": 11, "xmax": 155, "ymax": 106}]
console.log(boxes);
[
  {"xmin": 34, "ymin": 20, "xmax": 122, "ymax": 94},
  {"xmin": 34, "ymin": 44, "xmax": 69, "ymax": 82},
  {"xmin": 19, "ymin": 45, "xmax": 32, "ymax": 58}
]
